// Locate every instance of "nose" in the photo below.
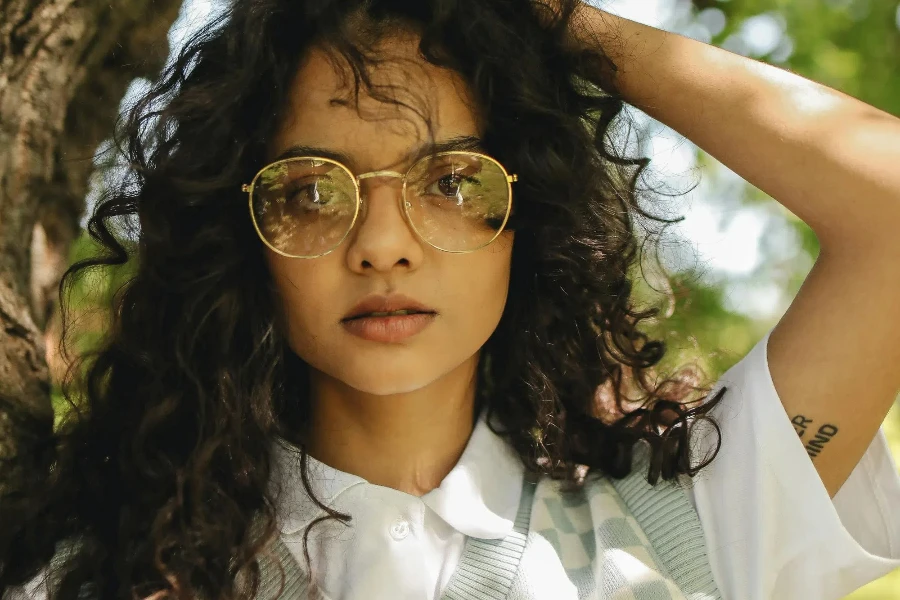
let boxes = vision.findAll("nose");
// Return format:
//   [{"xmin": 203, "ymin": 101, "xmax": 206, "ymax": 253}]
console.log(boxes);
[{"xmin": 344, "ymin": 176, "xmax": 425, "ymax": 274}]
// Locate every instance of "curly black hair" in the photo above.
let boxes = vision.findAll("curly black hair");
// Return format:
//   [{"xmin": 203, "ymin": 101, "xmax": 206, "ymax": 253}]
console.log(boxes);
[{"xmin": 0, "ymin": 0, "xmax": 726, "ymax": 598}]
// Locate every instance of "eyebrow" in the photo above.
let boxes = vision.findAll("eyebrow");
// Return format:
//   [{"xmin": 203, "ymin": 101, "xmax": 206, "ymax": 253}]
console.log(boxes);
[{"xmin": 272, "ymin": 135, "xmax": 485, "ymax": 172}]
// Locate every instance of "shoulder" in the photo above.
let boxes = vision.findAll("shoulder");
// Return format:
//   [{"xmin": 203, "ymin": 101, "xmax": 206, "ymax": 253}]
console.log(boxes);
[{"xmin": 687, "ymin": 329, "xmax": 900, "ymax": 599}]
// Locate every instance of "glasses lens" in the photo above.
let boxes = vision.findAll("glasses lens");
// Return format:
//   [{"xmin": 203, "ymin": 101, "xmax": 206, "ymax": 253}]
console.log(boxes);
[
  {"xmin": 250, "ymin": 158, "xmax": 358, "ymax": 257},
  {"xmin": 404, "ymin": 152, "xmax": 511, "ymax": 252}
]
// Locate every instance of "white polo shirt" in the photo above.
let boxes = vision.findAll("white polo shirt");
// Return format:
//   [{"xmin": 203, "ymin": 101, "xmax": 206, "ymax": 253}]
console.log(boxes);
[
  {"xmin": 8, "ymin": 330, "xmax": 900, "ymax": 600},
  {"xmin": 269, "ymin": 328, "xmax": 900, "ymax": 600}
]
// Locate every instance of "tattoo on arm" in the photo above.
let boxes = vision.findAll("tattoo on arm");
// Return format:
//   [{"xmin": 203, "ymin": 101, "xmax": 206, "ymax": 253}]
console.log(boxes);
[
  {"xmin": 791, "ymin": 414, "xmax": 839, "ymax": 460},
  {"xmin": 791, "ymin": 415, "xmax": 812, "ymax": 437}
]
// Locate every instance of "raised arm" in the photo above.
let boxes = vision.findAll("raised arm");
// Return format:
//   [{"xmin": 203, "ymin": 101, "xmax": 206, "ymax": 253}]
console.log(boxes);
[{"xmin": 569, "ymin": 3, "xmax": 900, "ymax": 497}]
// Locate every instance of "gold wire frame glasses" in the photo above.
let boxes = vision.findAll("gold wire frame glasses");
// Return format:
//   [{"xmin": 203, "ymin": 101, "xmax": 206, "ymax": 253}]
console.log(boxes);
[{"xmin": 242, "ymin": 150, "xmax": 518, "ymax": 258}]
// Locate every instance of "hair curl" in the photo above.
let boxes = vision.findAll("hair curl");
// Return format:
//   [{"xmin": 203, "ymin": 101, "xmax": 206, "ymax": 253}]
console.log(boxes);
[{"xmin": 0, "ymin": 0, "xmax": 725, "ymax": 598}]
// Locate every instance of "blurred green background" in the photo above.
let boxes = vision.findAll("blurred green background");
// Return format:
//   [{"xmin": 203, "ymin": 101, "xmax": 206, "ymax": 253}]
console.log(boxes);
[{"xmin": 50, "ymin": 0, "xmax": 900, "ymax": 596}]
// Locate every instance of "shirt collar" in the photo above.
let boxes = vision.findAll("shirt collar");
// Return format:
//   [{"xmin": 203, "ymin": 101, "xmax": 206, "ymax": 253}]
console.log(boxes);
[
  {"xmin": 420, "ymin": 407, "xmax": 524, "ymax": 539},
  {"xmin": 269, "ymin": 436, "xmax": 367, "ymax": 535},
  {"xmin": 269, "ymin": 406, "xmax": 525, "ymax": 540}
]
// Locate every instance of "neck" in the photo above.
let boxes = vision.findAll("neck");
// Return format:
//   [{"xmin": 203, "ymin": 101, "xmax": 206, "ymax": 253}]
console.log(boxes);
[{"xmin": 303, "ymin": 356, "xmax": 480, "ymax": 497}]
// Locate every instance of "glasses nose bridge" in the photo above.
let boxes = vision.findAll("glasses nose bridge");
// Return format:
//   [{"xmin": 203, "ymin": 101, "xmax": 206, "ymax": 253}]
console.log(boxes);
[
  {"xmin": 354, "ymin": 168, "xmax": 410, "ymax": 227},
  {"xmin": 357, "ymin": 169, "xmax": 406, "ymax": 186},
  {"xmin": 356, "ymin": 168, "xmax": 408, "ymax": 211}
]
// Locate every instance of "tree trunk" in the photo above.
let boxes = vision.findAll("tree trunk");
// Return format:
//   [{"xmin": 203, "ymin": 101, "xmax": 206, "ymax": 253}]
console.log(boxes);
[{"xmin": 0, "ymin": 0, "xmax": 181, "ymax": 450}]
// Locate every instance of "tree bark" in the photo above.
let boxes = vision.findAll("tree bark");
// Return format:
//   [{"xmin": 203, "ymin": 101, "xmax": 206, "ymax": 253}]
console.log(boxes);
[{"xmin": 0, "ymin": 0, "xmax": 181, "ymax": 448}]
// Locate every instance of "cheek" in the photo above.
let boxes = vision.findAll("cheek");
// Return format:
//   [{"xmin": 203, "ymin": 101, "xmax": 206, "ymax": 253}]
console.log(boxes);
[
  {"xmin": 448, "ymin": 237, "xmax": 514, "ymax": 335},
  {"xmin": 482, "ymin": 250, "xmax": 513, "ymax": 313},
  {"xmin": 484, "ymin": 234, "xmax": 514, "ymax": 294},
  {"xmin": 265, "ymin": 251, "xmax": 340, "ymax": 341}
]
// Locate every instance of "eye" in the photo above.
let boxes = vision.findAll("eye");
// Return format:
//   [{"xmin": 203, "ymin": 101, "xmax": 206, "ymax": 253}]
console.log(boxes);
[
  {"xmin": 285, "ymin": 179, "xmax": 332, "ymax": 210},
  {"xmin": 432, "ymin": 174, "xmax": 463, "ymax": 196},
  {"xmin": 423, "ymin": 168, "xmax": 481, "ymax": 200}
]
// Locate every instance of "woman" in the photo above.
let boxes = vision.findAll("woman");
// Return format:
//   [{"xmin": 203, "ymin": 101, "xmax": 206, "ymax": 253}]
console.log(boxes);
[{"xmin": 1, "ymin": 0, "xmax": 899, "ymax": 598}]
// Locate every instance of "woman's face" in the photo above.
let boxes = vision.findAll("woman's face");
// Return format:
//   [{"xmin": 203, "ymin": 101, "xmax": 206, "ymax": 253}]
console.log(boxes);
[{"xmin": 264, "ymin": 34, "xmax": 514, "ymax": 396}]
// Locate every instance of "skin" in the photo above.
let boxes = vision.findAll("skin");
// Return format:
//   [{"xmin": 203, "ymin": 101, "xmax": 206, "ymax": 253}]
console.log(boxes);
[{"xmin": 264, "ymin": 33, "xmax": 515, "ymax": 496}]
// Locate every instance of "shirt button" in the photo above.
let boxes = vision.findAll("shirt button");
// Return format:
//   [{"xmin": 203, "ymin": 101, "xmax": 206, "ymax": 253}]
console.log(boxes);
[{"xmin": 389, "ymin": 518, "xmax": 410, "ymax": 540}]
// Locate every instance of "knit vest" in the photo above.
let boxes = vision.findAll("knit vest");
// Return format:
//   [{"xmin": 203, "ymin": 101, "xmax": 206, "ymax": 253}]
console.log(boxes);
[{"xmin": 254, "ymin": 443, "xmax": 722, "ymax": 600}]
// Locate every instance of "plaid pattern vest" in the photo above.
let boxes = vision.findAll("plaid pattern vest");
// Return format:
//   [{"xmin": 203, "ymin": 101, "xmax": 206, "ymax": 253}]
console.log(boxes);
[{"xmin": 255, "ymin": 444, "xmax": 723, "ymax": 600}]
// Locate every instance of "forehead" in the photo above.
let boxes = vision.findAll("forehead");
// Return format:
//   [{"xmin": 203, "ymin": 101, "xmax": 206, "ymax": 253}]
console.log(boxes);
[{"xmin": 270, "ymin": 34, "xmax": 482, "ymax": 172}]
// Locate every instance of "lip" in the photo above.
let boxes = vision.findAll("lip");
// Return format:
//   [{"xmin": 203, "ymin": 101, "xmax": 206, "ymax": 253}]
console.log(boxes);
[
  {"xmin": 341, "ymin": 312, "xmax": 436, "ymax": 343},
  {"xmin": 342, "ymin": 294, "xmax": 436, "ymax": 321},
  {"xmin": 341, "ymin": 294, "xmax": 437, "ymax": 343}
]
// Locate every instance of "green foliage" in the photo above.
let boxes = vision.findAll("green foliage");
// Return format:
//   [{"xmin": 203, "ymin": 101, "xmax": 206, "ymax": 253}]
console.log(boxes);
[
  {"xmin": 51, "ymin": 228, "xmax": 138, "ymax": 427},
  {"xmin": 633, "ymin": 264, "xmax": 766, "ymax": 379},
  {"xmin": 67, "ymin": 229, "xmax": 139, "ymax": 308},
  {"xmin": 699, "ymin": 0, "xmax": 900, "ymax": 117}
]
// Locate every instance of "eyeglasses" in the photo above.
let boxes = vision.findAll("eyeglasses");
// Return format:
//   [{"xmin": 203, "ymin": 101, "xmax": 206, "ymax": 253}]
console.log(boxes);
[{"xmin": 242, "ymin": 151, "xmax": 518, "ymax": 258}]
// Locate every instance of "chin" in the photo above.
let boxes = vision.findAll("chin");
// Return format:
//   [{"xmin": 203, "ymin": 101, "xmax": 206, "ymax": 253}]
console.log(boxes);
[
  {"xmin": 336, "ymin": 364, "xmax": 444, "ymax": 396},
  {"xmin": 294, "ymin": 337, "xmax": 480, "ymax": 396}
]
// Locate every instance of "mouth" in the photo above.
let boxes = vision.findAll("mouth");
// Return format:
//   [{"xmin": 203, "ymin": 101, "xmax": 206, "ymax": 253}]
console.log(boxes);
[
  {"xmin": 341, "ymin": 295, "xmax": 437, "ymax": 343},
  {"xmin": 342, "ymin": 295, "xmax": 437, "ymax": 322},
  {"xmin": 343, "ymin": 308, "xmax": 434, "ymax": 320}
]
